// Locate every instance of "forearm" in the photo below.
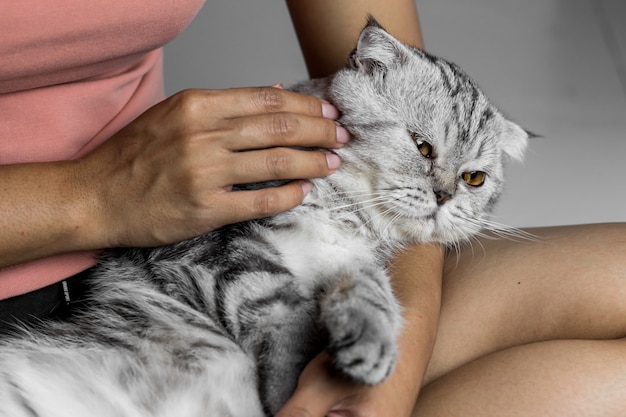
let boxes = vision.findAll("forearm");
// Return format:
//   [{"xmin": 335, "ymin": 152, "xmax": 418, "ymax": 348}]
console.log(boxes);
[
  {"xmin": 0, "ymin": 160, "xmax": 99, "ymax": 268},
  {"xmin": 387, "ymin": 244, "xmax": 444, "ymax": 403},
  {"xmin": 286, "ymin": 0, "xmax": 424, "ymax": 78}
]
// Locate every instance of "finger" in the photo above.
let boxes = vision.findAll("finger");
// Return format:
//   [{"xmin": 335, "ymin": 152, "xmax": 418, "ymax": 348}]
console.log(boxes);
[
  {"xmin": 221, "ymin": 112, "xmax": 350, "ymax": 151},
  {"xmin": 275, "ymin": 353, "xmax": 358, "ymax": 417},
  {"xmin": 225, "ymin": 148, "xmax": 341, "ymax": 185},
  {"xmin": 216, "ymin": 180, "xmax": 313, "ymax": 223},
  {"xmin": 275, "ymin": 391, "xmax": 336, "ymax": 417},
  {"xmin": 207, "ymin": 86, "xmax": 340, "ymax": 120},
  {"xmin": 275, "ymin": 377, "xmax": 348, "ymax": 417}
]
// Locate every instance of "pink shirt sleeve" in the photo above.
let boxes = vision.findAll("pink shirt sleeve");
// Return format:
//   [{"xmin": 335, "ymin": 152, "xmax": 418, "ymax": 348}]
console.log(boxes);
[{"xmin": 0, "ymin": 0, "xmax": 205, "ymax": 299}]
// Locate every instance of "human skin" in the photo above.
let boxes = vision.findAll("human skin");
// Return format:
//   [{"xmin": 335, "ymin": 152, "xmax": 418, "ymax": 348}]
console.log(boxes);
[{"xmin": 414, "ymin": 223, "xmax": 626, "ymax": 416}]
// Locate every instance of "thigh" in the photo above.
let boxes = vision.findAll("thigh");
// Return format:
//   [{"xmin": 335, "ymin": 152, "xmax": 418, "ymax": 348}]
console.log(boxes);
[
  {"xmin": 425, "ymin": 223, "xmax": 626, "ymax": 384},
  {"xmin": 414, "ymin": 338, "xmax": 626, "ymax": 417}
]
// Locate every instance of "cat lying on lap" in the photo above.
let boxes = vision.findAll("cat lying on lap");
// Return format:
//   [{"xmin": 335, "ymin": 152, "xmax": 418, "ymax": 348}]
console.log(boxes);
[{"xmin": 0, "ymin": 17, "xmax": 527, "ymax": 417}]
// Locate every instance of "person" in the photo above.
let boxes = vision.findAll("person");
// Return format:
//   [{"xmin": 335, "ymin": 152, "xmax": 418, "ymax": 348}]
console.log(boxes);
[{"xmin": 1, "ymin": 0, "xmax": 625, "ymax": 416}]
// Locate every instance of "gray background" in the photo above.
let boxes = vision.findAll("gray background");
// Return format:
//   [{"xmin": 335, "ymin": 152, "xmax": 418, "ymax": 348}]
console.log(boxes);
[{"xmin": 164, "ymin": 0, "xmax": 626, "ymax": 229}]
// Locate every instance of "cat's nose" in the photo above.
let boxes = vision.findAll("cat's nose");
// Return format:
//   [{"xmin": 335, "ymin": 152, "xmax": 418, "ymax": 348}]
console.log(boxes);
[{"xmin": 434, "ymin": 189, "xmax": 452, "ymax": 205}]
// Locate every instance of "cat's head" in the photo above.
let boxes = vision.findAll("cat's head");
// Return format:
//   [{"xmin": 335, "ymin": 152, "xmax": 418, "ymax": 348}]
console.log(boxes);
[{"xmin": 329, "ymin": 18, "xmax": 528, "ymax": 245}]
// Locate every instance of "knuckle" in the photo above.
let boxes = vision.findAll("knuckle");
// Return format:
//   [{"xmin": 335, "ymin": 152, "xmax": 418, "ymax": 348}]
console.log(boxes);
[
  {"xmin": 305, "ymin": 95, "xmax": 322, "ymax": 117},
  {"xmin": 252, "ymin": 189, "xmax": 285, "ymax": 217},
  {"xmin": 253, "ymin": 87, "xmax": 286, "ymax": 112},
  {"xmin": 265, "ymin": 149, "xmax": 293, "ymax": 176},
  {"xmin": 173, "ymin": 89, "xmax": 204, "ymax": 116},
  {"xmin": 269, "ymin": 113, "xmax": 298, "ymax": 139}
]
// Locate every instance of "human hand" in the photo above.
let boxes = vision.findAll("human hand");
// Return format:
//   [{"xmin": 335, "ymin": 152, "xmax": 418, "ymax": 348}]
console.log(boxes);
[
  {"xmin": 73, "ymin": 86, "xmax": 349, "ymax": 249},
  {"xmin": 275, "ymin": 351, "xmax": 420, "ymax": 417}
]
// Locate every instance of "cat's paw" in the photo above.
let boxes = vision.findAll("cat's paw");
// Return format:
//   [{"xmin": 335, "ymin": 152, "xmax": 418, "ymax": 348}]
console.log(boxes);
[
  {"xmin": 321, "ymin": 273, "xmax": 401, "ymax": 385},
  {"xmin": 326, "ymin": 308, "xmax": 398, "ymax": 385}
]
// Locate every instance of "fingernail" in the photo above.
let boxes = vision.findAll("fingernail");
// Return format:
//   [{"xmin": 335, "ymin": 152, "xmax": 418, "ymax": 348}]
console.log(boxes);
[
  {"xmin": 271, "ymin": 83, "xmax": 284, "ymax": 89},
  {"xmin": 326, "ymin": 152, "xmax": 341, "ymax": 170},
  {"xmin": 336, "ymin": 125, "xmax": 350, "ymax": 144},
  {"xmin": 301, "ymin": 180, "xmax": 313, "ymax": 196},
  {"xmin": 321, "ymin": 102, "xmax": 339, "ymax": 120}
]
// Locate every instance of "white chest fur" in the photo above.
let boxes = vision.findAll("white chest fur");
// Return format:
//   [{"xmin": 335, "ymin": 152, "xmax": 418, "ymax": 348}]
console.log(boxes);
[{"xmin": 265, "ymin": 211, "xmax": 376, "ymax": 286}]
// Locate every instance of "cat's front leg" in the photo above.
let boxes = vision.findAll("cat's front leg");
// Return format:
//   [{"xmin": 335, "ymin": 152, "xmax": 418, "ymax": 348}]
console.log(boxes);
[{"xmin": 320, "ymin": 265, "xmax": 402, "ymax": 385}]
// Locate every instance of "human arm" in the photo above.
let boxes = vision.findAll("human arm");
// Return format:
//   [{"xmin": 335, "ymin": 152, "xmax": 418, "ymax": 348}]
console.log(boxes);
[
  {"xmin": 286, "ymin": 0, "xmax": 423, "ymax": 78},
  {"xmin": 276, "ymin": 244, "xmax": 444, "ymax": 417},
  {"xmin": 0, "ymin": 87, "xmax": 347, "ymax": 268}
]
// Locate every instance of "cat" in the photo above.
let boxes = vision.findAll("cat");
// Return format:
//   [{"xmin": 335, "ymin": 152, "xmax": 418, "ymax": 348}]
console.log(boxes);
[{"xmin": 0, "ymin": 17, "xmax": 527, "ymax": 417}]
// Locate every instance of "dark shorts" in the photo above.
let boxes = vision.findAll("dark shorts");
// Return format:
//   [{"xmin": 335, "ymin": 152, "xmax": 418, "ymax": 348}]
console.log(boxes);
[{"xmin": 0, "ymin": 268, "xmax": 90, "ymax": 335}]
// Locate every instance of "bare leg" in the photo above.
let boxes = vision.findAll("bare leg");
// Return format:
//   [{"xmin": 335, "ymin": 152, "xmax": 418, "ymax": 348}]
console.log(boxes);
[
  {"xmin": 415, "ymin": 223, "xmax": 626, "ymax": 415},
  {"xmin": 415, "ymin": 338, "xmax": 626, "ymax": 416}
]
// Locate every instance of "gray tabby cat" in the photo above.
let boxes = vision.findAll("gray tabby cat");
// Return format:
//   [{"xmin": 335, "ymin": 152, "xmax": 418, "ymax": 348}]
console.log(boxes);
[{"xmin": 0, "ymin": 18, "xmax": 527, "ymax": 417}]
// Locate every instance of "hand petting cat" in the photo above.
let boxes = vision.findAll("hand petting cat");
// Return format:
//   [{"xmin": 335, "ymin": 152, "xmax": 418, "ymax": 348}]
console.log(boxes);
[{"xmin": 74, "ymin": 86, "xmax": 349, "ymax": 249}]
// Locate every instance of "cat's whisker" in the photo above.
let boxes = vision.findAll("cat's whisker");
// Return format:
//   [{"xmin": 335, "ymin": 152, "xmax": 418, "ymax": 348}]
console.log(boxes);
[
  {"xmin": 333, "ymin": 202, "xmax": 391, "ymax": 224},
  {"xmin": 355, "ymin": 202, "xmax": 399, "ymax": 235},
  {"xmin": 329, "ymin": 195, "xmax": 388, "ymax": 212},
  {"xmin": 380, "ymin": 210, "xmax": 405, "ymax": 239},
  {"xmin": 451, "ymin": 214, "xmax": 539, "ymax": 245},
  {"xmin": 331, "ymin": 190, "xmax": 388, "ymax": 197},
  {"xmin": 466, "ymin": 234, "xmax": 487, "ymax": 260},
  {"xmin": 320, "ymin": 189, "xmax": 388, "ymax": 202},
  {"xmin": 480, "ymin": 220, "xmax": 540, "ymax": 243},
  {"xmin": 444, "ymin": 238, "xmax": 461, "ymax": 268},
  {"xmin": 356, "ymin": 206, "xmax": 394, "ymax": 228},
  {"xmin": 340, "ymin": 199, "xmax": 397, "ymax": 221}
]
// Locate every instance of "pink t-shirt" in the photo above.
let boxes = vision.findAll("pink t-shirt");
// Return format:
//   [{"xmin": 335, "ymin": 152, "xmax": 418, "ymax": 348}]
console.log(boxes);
[{"xmin": 0, "ymin": 0, "xmax": 205, "ymax": 299}]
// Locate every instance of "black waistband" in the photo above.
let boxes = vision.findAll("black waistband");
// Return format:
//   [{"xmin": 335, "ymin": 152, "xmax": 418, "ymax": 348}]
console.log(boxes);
[{"xmin": 0, "ymin": 268, "xmax": 91, "ymax": 331}]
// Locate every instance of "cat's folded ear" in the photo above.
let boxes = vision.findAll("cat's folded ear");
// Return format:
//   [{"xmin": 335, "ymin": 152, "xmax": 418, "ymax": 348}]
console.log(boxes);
[
  {"xmin": 348, "ymin": 16, "xmax": 408, "ymax": 75},
  {"xmin": 502, "ymin": 121, "xmax": 529, "ymax": 161}
]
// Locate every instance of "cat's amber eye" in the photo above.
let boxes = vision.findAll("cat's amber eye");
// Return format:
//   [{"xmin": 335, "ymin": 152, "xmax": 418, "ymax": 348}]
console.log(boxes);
[
  {"xmin": 462, "ymin": 171, "xmax": 486, "ymax": 187},
  {"xmin": 416, "ymin": 141, "xmax": 433, "ymax": 158},
  {"xmin": 410, "ymin": 132, "xmax": 433, "ymax": 158}
]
